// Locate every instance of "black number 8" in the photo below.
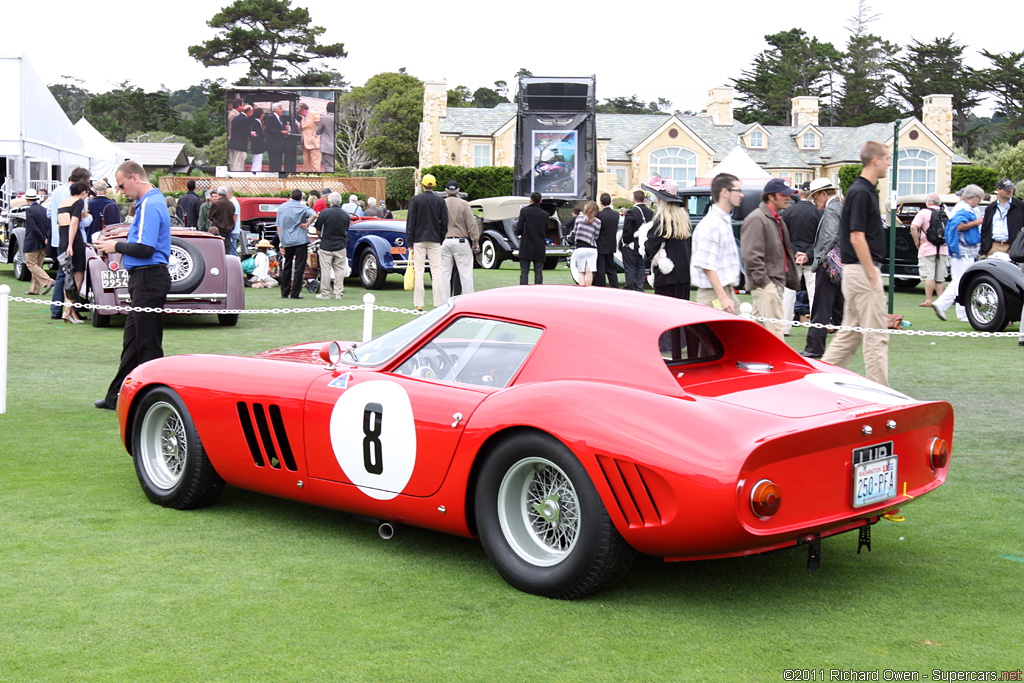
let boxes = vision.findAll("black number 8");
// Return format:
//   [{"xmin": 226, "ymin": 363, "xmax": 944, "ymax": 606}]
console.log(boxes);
[{"xmin": 362, "ymin": 402, "xmax": 384, "ymax": 474}]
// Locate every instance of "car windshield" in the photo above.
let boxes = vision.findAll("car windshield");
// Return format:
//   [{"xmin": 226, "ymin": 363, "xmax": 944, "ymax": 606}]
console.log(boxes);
[
  {"xmin": 343, "ymin": 301, "xmax": 454, "ymax": 366},
  {"xmin": 658, "ymin": 323, "xmax": 723, "ymax": 366}
]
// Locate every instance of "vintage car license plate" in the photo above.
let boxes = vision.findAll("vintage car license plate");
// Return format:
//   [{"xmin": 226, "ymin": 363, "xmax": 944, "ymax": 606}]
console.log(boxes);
[
  {"xmin": 101, "ymin": 269, "xmax": 129, "ymax": 289},
  {"xmin": 390, "ymin": 246, "xmax": 407, "ymax": 255},
  {"xmin": 852, "ymin": 441, "xmax": 897, "ymax": 508}
]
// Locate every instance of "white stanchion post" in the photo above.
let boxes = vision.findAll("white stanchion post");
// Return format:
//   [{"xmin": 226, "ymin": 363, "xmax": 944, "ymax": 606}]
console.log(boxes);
[
  {"xmin": 739, "ymin": 301, "xmax": 753, "ymax": 319},
  {"xmin": 0, "ymin": 284, "xmax": 9, "ymax": 414},
  {"xmin": 362, "ymin": 293, "xmax": 375, "ymax": 343}
]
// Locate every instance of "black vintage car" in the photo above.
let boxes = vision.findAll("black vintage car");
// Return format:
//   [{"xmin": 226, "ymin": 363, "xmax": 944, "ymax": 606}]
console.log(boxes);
[
  {"xmin": 469, "ymin": 196, "xmax": 573, "ymax": 270},
  {"xmin": 956, "ymin": 257, "xmax": 1024, "ymax": 332}
]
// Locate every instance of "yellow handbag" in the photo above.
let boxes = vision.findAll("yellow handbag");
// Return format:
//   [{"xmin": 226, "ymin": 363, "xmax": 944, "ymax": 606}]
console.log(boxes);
[{"xmin": 403, "ymin": 264, "xmax": 415, "ymax": 291}]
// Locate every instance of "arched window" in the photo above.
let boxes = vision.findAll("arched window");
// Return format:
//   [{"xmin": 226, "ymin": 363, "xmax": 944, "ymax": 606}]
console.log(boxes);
[
  {"xmin": 649, "ymin": 147, "xmax": 697, "ymax": 188},
  {"xmin": 897, "ymin": 148, "xmax": 936, "ymax": 196}
]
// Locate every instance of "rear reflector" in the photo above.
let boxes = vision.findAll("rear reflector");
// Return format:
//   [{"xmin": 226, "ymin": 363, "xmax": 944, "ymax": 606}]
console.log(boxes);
[
  {"xmin": 750, "ymin": 479, "xmax": 782, "ymax": 518},
  {"xmin": 929, "ymin": 438, "xmax": 949, "ymax": 470}
]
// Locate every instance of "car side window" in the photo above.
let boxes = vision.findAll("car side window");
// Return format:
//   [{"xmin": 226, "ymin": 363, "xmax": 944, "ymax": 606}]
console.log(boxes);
[
  {"xmin": 659, "ymin": 324, "xmax": 723, "ymax": 366},
  {"xmin": 393, "ymin": 317, "xmax": 542, "ymax": 388}
]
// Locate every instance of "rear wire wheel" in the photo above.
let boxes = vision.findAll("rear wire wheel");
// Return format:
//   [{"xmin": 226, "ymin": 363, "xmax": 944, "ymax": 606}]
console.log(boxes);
[{"xmin": 474, "ymin": 432, "xmax": 635, "ymax": 599}]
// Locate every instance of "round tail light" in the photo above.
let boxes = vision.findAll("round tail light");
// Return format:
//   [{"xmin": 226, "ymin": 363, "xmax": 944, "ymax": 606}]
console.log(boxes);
[
  {"xmin": 750, "ymin": 479, "xmax": 782, "ymax": 518},
  {"xmin": 929, "ymin": 438, "xmax": 949, "ymax": 470}
]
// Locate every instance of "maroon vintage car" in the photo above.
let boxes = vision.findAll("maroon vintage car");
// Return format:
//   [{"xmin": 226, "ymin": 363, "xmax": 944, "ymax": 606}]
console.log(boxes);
[{"xmin": 86, "ymin": 226, "xmax": 245, "ymax": 327}]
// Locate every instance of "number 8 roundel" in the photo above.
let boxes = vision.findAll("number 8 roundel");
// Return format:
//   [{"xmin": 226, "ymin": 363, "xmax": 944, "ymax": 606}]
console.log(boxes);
[{"xmin": 329, "ymin": 380, "xmax": 417, "ymax": 500}]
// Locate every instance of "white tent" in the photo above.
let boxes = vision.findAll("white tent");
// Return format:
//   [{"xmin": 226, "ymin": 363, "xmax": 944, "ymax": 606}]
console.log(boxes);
[
  {"xmin": 74, "ymin": 118, "xmax": 126, "ymax": 181},
  {"xmin": 0, "ymin": 54, "xmax": 94, "ymax": 192},
  {"xmin": 695, "ymin": 146, "xmax": 773, "ymax": 187}
]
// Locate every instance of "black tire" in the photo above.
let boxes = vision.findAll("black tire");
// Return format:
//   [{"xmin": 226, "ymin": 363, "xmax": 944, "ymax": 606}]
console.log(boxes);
[
  {"xmin": 168, "ymin": 237, "xmax": 205, "ymax": 294},
  {"xmin": 474, "ymin": 432, "xmax": 636, "ymax": 599},
  {"xmin": 218, "ymin": 313, "xmax": 239, "ymax": 326},
  {"xmin": 13, "ymin": 244, "xmax": 30, "ymax": 281},
  {"xmin": 306, "ymin": 278, "xmax": 321, "ymax": 293},
  {"xmin": 544, "ymin": 258, "xmax": 559, "ymax": 270},
  {"xmin": 131, "ymin": 387, "xmax": 225, "ymax": 509},
  {"xmin": 359, "ymin": 249, "xmax": 387, "ymax": 289},
  {"xmin": 964, "ymin": 273, "xmax": 1006, "ymax": 332},
  {"xmin": 479, "ymin": 236, "xmax": 503, "ymax": 270},
  {"xmin": 91, "ymin": 312, "xmax": 111, "ymax": 327},
  {"xmin": 894, "ymin": 277, "xmax": 921, "ymax": 289}
]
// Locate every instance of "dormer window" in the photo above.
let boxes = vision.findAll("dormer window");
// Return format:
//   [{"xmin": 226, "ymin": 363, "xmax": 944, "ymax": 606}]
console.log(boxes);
[
  {"xmin": 749, "ymin": 131, "xmax": 764, "ymax": 148},
  {"xmin": 801, "ymin": 131, "xmax": 818, "ymax": 149}
]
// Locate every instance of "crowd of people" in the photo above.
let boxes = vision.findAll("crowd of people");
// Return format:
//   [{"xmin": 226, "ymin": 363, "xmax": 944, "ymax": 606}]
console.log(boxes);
[{"xmin": 227, "ymin": 96, "xmax": 335, "ymax": 174}]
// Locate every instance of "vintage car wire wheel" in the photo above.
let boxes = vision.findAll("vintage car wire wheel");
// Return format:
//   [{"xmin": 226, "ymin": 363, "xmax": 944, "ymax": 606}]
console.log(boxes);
[
  {"xmin": 359, "ymin": 249, "xmax": 387, "ymax": 289},
  {"xmin": 132, "ymin": 387, "xmax": 224, "ymax": 509},
  {"xmin": 13, "ymin": 247, "xmax": 30, "ymax": 281},
  {"xmin": 474, "ymin": 432, "xmax": 635, "ymax": 599},
  {"xmin": 966, "ymin": 274, "xmax": 1005, "ymax": 332},
  {"xmin": 167, "ymin": 237, "xmax": 205, "ymax": 294},
  {"xmin": 479, "ymin": 237, "xmax": 502, "ymax": 270},
  {"xmin": 497, "ymin": 457, "xmax": 581, "ymax": 566}
]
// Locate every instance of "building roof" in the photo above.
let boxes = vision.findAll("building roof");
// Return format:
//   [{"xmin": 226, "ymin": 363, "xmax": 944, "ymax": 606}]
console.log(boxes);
[
  {"xmin": 434, "ymin": 105, "xmax": 967, "ymax": 169},
  {"xmin": 116, "ymin": 142, "xmax": 189, "ymax": 169}
]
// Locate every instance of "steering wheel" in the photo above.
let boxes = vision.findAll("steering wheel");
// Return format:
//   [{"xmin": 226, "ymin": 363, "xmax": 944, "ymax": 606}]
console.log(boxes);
[{"xmin": 425, "ymin": 342, "xmax": 456, "ymax": 380}]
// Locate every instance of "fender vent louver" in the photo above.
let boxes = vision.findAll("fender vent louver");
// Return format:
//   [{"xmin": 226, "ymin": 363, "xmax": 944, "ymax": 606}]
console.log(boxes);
[
  {"xmin": 595, "ymin": 455, "xmax": 665, "ymax": 528},
  {"xmin": 237, "ymin": 402, "xmax": 297, "ymax": 471}
]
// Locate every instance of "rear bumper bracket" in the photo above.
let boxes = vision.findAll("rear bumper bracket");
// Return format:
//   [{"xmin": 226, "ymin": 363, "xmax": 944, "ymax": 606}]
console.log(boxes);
[
  {"xmin": 807, "ymin": 536, "xmax": 821, "ymax": 571},
  {"xmin": 857, "ymin": 524, "xmax": 871, "ymax": 554}
]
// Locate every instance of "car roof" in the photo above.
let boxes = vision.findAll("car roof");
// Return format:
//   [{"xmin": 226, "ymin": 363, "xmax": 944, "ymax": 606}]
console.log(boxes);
[{"xmin": 445, "ymin": 286, "xmax": 789, "ymax": 392}]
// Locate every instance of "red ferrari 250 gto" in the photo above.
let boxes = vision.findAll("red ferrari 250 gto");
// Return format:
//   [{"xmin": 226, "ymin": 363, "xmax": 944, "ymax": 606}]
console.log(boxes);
[{"xmin": 116, "ymin": 286, "xmax": 953, "ymax": 598}]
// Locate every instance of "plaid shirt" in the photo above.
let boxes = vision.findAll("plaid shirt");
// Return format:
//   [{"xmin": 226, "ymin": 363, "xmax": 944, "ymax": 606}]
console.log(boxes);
[{"xmin": 690, "ymin": 204, "xmax": 741, "ymax": 288}]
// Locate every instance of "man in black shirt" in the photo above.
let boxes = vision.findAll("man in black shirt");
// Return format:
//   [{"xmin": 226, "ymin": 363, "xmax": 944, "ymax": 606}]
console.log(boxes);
[
  {"xmin": 595, "ymin": 193, "xmax": 620, "ymax": 288},
  {"xmin": 781, "ymin": 183, "xmax": 822, "ymax": 334},
  {"xmin": 176, "ymin": 179, "xmax": 202, "ymax": 228},
  {"xmin": 821, "ymin": 142, "xmax": 892, "ymax": 386},
  {"xmin": 406, "ymin": 174, "xmax": 448, "ymax": 309},
  {"xmin": 514, "ymin": 192, "xmax": 549, "ymax": 285},
  {"xmin": 313, "ymin": 193, "xmax": 350, "ymax": 299},
  {"xmin": 620, "ymin": 190, "xmax": 653, "ymax": 291}
]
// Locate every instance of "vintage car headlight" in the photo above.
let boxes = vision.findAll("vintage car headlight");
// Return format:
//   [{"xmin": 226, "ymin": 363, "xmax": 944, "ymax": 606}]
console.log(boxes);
[
  {"xmin": 929, "ymin": 437, "xmax": 949, "ymax": 470},
  {"xmin": 750, "ymin": 479, "xmax": 782, "ymax": 518}
]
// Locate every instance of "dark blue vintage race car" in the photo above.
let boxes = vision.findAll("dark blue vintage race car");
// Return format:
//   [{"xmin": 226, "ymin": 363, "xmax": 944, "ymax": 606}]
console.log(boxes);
[{"xmin": 345, "ymin": 217, "xmax": 410, "ymax": 290}]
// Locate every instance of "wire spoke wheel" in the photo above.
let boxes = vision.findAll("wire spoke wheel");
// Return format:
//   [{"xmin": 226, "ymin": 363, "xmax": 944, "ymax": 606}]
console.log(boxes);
[
  {"xmin": 497, "ymin": 457, "xmax": 580, "ymax": 567},
  {"xmin": 969, "ymin": 281, "xmax": 999, "ymax": 325},
  {"xmin": 138, "ymin": 401, "xmax": 187, "ymax": 491},
  {"xmin": 168, "ymin": 244, "xmax": 193, "ymax": 284}
]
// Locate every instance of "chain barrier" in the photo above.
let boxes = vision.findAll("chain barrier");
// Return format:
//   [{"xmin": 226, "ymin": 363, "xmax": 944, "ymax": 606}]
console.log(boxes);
[
  {"xmin": 1, "ymin": 292, "xmax": 1019, "ymax": 337},
  {"xmin": 3, "ymin": 295, "xmax": 426, "ymax": 317}
]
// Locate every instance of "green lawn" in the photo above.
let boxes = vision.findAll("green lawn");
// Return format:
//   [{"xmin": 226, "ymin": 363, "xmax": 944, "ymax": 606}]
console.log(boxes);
[{"xmin": 1, "ymin": 263, "xmax": 1021, "ymax": 681}]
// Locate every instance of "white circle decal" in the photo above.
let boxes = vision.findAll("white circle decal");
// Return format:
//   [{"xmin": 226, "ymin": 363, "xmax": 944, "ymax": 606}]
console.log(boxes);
[{"xmin": 329, "ymin": 380, "xmax": 417, "ymax": 500}]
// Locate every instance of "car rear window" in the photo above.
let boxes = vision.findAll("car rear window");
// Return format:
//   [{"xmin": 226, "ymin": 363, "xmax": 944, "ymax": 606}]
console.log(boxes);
[{"xmin": 658, "ymin": 324, "xmax": 723, "ymax": 366}]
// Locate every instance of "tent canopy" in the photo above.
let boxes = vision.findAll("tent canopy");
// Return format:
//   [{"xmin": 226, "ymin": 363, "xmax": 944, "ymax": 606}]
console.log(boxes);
[
  {"xmin": 695, "ymin": 146, "xmax": 772, "ymax": 187},
  {"xmin": 74, "ymin": 118, "xmax": 126, "ymax": 181}
]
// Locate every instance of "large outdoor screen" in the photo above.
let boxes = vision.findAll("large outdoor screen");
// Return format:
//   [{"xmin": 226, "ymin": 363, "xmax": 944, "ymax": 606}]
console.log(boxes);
[{"xmin": 224, "ymin": 88, "xmax": 339, "ymax": 175}]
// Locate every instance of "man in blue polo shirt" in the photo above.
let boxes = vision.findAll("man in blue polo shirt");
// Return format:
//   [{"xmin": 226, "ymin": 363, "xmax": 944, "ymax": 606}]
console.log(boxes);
[{"xmin": 93, "ymin": 161, "xmax": 172, "ymax": 410}]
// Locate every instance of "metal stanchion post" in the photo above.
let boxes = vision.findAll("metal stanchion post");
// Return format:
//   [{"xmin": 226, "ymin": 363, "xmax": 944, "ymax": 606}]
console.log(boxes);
[
  {"xmin": 362, "ymin": 292, "xmax": 375, "ymax": 343},
  {"xmin": 0, "ymin": 284, "xmax": 9, "ymax": 414}
]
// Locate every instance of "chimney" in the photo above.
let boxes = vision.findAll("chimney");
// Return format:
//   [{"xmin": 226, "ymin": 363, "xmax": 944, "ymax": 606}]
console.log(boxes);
[
  {"xmin": 790, "ymin": 96, "xmax": 819, "ymax": 127},
  {"xmin": 922, "ymin": 94, "xmax": 954, "ymax": 148},
  {"xmin": 707, "ymin": 87, "xmax": 734, "ymax": 126},
  {"xmin": 419, "ymin": 80, "xmax": 448, "ymax": 169}
]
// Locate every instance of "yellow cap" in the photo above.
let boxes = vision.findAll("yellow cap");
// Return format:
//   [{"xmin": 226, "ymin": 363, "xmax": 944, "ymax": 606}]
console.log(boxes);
[{"xmin": 422, "ymin": 174, "xmax": 436, "ymax": 187}]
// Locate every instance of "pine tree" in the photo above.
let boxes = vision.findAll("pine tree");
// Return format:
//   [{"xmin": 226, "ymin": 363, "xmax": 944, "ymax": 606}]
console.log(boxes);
[{"xmin": 834, "ymin": 2, "xmax": 900, "ymax": 127}]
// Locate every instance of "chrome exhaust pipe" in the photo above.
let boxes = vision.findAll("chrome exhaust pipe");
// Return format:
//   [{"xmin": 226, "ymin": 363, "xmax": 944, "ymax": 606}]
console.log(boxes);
[{"xmin": 378, "ymin": 521, "xmax": 404, "ymax": 540}]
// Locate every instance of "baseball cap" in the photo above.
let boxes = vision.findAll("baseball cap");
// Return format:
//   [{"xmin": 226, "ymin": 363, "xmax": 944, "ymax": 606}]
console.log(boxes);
[
  {"xmin": 763, "ymin": 178, "xmax": 799, "ymax": 197},
  {"xmin": 445, "ymin": 179, "xmax": 459, "ymax": 191},
  {"xmin": 996, "ymin": 178, "xmax": 1016, "ymax": 193},
  {"xmin": 421, "ymin": 174, "xmax": 436, "ymax": 187}
]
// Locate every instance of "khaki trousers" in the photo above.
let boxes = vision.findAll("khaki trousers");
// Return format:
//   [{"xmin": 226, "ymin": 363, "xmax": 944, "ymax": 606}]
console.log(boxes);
[
  {"xmin": 821, "ymin": 263, "xmax": 889, "ymax": 387},
  {"xmin": 751, "ymin": 282, "xmax": 785, "ymax": 340},
  {"xmin": 318, "ymin": 249, "xmax": 347, "ymax": 297},
  {"xmin": 26, "ymin": 249, "xmax": 53, "ymax": 294},
  {"xmin": 302, "ymin": 148, "xmax": 322, "ymax": 173},
  {"xmin": 438, "ymin": 238, "xmax": 475, "ymax": 302},
  {"xmin": 696, "ymin": 286, "xmax": 741, "ymax": 313},
  {"xmin": 413, "ymin": 241, "xmax": 443, "ymax": 308}
]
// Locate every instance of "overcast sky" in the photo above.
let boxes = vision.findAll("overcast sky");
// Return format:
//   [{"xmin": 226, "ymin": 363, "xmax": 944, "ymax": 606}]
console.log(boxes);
[{"xmin": 9, "ymin": 0, "xmax": 1010, "ymax": 116}]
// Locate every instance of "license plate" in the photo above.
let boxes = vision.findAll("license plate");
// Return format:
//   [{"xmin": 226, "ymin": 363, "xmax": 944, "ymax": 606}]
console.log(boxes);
[
  {"xmin": 101, "ymin": 269, "xmax": 129, "ymax": 289},
  {"xmin": 390, "ymin": 246, "xmax": 407, "ymax": 255},
  {"xmin": 852, "ymin": 441, "xmax": 897, "ymax": 508}
]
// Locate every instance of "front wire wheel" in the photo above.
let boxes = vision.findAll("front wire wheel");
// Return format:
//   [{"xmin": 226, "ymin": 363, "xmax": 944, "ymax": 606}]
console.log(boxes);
[
  {"xmin": 132, "ymin": 387, "xmax": 224, "ymax": 509},
  {"xmin": 475, "ymin": 432, "xmax": 636, "ymax": 599}
]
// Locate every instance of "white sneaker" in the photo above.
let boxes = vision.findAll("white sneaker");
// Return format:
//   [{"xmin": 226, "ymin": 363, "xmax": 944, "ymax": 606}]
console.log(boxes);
[{"xmin": 315, "ymin": 293, "xmax": 330, "ymax": 300}]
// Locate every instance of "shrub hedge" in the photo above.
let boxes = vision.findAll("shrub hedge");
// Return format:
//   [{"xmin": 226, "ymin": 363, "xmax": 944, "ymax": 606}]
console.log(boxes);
[
  {"xmin": 419, "ymin": 165, "xmax": 514, "ymax": 201},
  {"xmin": 347, "ymin": 167, "xmax": 416, "ymax": 209},
  {"xmin": 950, "ymin": 166, "xmax": 999, "ymax": 193}
]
